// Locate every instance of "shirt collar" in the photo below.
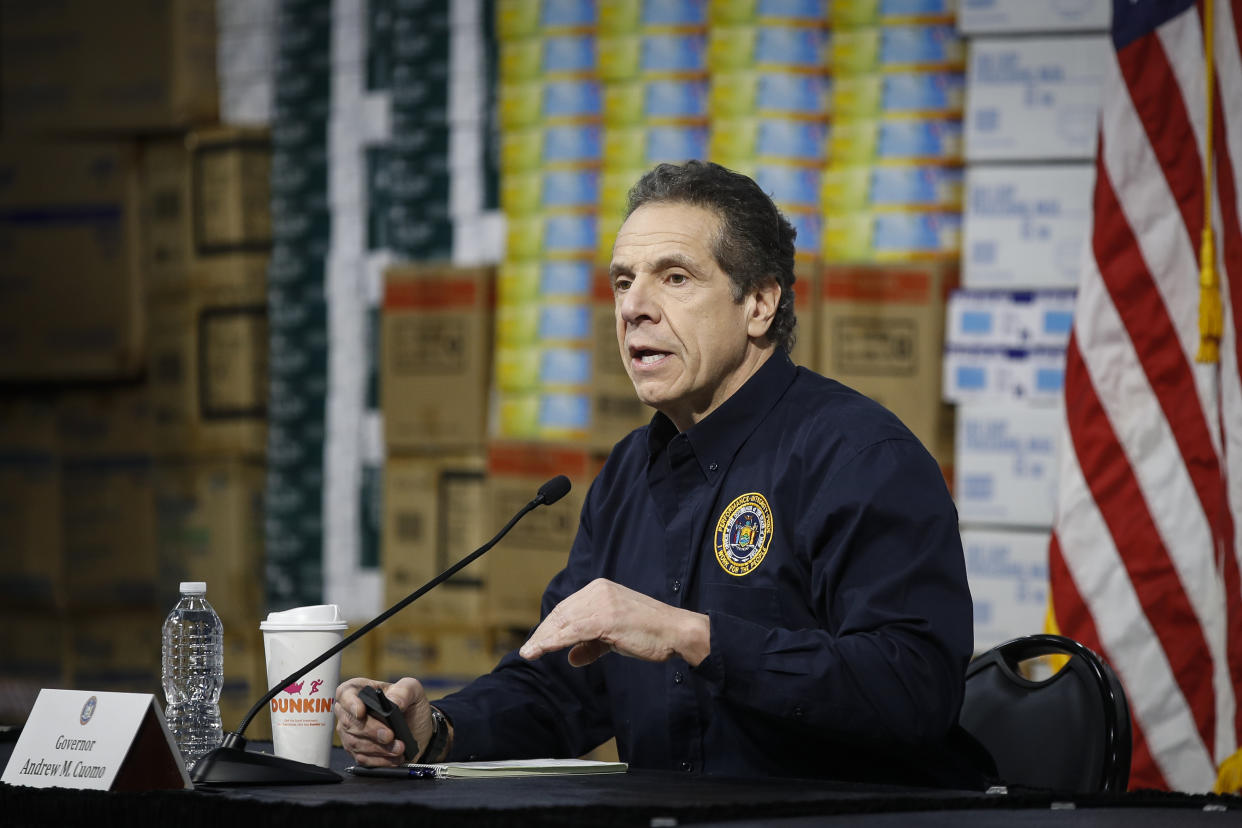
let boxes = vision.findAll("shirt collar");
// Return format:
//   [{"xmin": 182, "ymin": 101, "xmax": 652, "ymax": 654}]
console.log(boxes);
[{"xmin": 645, "ymin": 349, "xmax": 798, "ymax": 477}]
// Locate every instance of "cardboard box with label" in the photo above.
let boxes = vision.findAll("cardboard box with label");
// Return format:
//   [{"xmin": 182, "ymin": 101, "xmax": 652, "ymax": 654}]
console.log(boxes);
[
  {"xmin": 56, "ymin": 390, "xmax": 159, "ymax": 609},
  {"xmin": 0, "ymin": 141, "xmax": 145, "ymax": 381},
  {"xmin": 2, "ymin": 0, "xmax": 218, "ymax": 132},
  {"xmin": 965, "ymin": 36, "xmax": 1108, "ymax": 161},
  {"xmin": 66, "ymin": 608, "xmax": 163, "ymax": 696},
  {"xmin": 0, "ymin": 609, "xmax": 68, "ymax": 695},
  {"xmin": 483, "ymin": 443, "xmax": 589, "ymax": 628},
  {"xmin": 943, "ymin": 345, "xmax": 1066, "ymax": 405},
  {"xmin": 955, "ymin": 403, "xmax": 1061, "ymax": 528},
  {"xmin": 963, "ymin": 164, "xmax": 1094, "ymax": 288},
  {"xmin": 382, "ymin": 454, "xmax": 489, "ymax": 622},
  {"xmin": 819, "ymin": 263, "xmax": 957, "ymax": 467},
  {"xmin": 946, "ymin": 289, "xmax": 1077, "ymax": 349},
  {"xmin": 961, "ymin": 527, "xmax": 1051, "ymax": 651},
  {"xmin": 957, "ymin": 0, "xmax": 1111, "ymax": 35},
  {"xmin": 0, "ymin": 398, "xmax": 63, "ymax": 610},
  {"xmin": 382, "ymin": 266, "xmax": 494, "ymax": 452},
  {"xmin": 140, "ymin": 128, "xmax": 273, "ymax": 287},
  {"xmin": 147, "ymin": 259, "xmax": 269, "ymax": 457},
  {"xmin": 154, "ymin": 457, "xmax": 266, "ymax": 629}
]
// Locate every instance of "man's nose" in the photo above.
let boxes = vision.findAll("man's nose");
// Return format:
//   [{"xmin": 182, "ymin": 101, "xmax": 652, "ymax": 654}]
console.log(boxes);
[{"xmin": 617, "ymin": 276, "xmax": 657, "ymax": 325}]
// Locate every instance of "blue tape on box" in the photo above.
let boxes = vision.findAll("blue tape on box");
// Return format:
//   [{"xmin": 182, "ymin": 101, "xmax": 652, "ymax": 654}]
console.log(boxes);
[
  {"xmin": 758, "ymin": 73, "xmax": 829, "ymax": 115},
  {"xmin": 645, "ymin": 79, "xmax": 709, "ymax": 119},
  {"xmin": 544, "ymin": 80, "xmax": 602, "ymax": 118},
  {"xmin": 642, "ymin": 33, "xmax": 708, "ymax": 73},
  {"xmin": 644, "ymin": 0, "xmax": 708, "ymax": 25},
  {"xmin": 541, "ymin": 348, "xmax": 593, "ymax": 385},
  {"xmin": 543, "ymin": 34, "xmax": 597, "ymax": 74},
  {"xmin": 757, "ymin": 120, "xmax": 828, "ymax": 160},
  {"xmin": 541, "ymin": 260, "xmax": 593, "ymax": 295},
  {"xmin": 647, "ymin": 125, "xmax": 709, "ymax": 161},
  {"xmin": 538, "ymin": 304, "xmax": 593, "ymax": 340},
  {"xmin": 755, "ymin": 26, "xmax": 828, "ymax": 67},
  {"xmin": 540, "ymin": 392, "xmax": 591, "ymax": 429},
  {"xmin": 544, "ymin": 124, "xmax": 602, "ymax": 163},
  {"xmin": 542, "ymin": 169, "xmax": 600, "ymax": 208}
]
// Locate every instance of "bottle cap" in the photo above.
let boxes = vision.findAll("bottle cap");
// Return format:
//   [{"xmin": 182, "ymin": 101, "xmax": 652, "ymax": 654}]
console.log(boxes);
[{"xmin": 180, "ymin": 581, "xmax": 207, "ymax": 595}]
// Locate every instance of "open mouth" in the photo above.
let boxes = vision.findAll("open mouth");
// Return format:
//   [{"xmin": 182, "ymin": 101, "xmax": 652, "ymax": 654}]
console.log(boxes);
[{"xmin": 630, "ymin": 346, "xmax": 670, "ymax": 366}]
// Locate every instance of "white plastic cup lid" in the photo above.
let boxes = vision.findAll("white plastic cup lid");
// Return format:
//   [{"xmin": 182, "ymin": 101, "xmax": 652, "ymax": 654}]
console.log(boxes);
[
  {"xmin": 259, "ymin": 604, "xmax": 348, "ymax": 632},
  {"xmin": 180, "ymin": 582, "xmax": 207, "ymax": 595}
]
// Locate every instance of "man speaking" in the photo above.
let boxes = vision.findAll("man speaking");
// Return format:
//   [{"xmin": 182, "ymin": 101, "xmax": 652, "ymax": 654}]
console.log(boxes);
[{"xmin": 335, "ymin": 161, "xmax": 987, "ymax": 789}]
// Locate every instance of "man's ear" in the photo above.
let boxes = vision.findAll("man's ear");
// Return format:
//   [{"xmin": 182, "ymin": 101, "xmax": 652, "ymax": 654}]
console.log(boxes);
[{"xmin": 746, "ymin": 279, "xmax": 780, "ymax": 340}]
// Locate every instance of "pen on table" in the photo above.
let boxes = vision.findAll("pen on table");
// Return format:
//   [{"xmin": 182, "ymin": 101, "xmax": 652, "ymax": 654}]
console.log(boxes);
[{"xmin": 346, "ymin": 765, "xmax": 439, "ymax": 779}]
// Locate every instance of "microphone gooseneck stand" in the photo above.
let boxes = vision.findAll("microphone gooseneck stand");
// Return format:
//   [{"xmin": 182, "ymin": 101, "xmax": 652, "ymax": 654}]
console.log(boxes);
[{"xmin": 191, "ymin": 475, "xmax": 573, "ymax": 786}]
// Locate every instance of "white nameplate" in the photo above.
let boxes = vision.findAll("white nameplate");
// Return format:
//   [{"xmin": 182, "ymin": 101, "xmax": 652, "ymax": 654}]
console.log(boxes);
[{"xmin": 2, "ymin": 689, "xmax": 191, "ymax": 791}]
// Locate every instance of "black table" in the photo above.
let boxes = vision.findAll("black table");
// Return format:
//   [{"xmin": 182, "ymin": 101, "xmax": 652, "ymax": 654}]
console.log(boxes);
[{"xmin": 2, "ymin": 740, "xmax": 1239, "ymax": 827}]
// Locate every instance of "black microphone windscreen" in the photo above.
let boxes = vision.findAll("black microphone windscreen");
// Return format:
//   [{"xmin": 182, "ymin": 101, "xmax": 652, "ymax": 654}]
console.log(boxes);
[{"xmin": 537, "ymin": 474, "xmax": 572, "ymax": 505}]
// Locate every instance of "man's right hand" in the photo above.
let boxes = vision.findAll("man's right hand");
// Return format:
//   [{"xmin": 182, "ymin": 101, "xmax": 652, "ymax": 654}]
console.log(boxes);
[{"xmin": 334, "ymin": 676, "xmax": 433, "ymax": 767}]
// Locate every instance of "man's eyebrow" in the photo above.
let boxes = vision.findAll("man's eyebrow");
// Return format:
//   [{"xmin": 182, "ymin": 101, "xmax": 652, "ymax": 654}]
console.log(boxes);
[
  {"xmin": 650, "ymin": 254, "xmax": 698, "ymax": 273},
  {"xmin": 610, "ymin": 254, "xmax": 700, "ymax": 279}
]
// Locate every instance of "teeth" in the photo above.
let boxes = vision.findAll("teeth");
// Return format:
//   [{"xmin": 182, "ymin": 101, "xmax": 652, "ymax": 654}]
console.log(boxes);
[{"xmin": 640, "ymin": 353, "xmax": 664, "ymax": 364}]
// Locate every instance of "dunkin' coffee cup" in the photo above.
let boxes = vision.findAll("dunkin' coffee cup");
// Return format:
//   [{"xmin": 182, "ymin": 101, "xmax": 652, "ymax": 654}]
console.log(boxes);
[{"xmin": 260, "ymin": 604, "xmax": 348, "ymax": 767}]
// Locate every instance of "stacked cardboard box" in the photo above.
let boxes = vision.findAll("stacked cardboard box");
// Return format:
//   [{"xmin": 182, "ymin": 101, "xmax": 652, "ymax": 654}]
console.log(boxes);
[
  {"xmin": 0, "ymin": 1, "xmax": 276, "ymax": 728},
  {"xmin": 822, "ymin": 2, "xmax": 964, "ymax": 264},
  {"xmin": 952, "ymin": 0, "xmax": 1110, "ymax": 651}
]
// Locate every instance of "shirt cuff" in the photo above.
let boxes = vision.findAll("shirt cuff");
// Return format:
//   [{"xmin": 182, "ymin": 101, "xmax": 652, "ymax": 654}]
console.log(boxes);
[{"xmin": 692, "ymin": 609, "xmax": 770, "ymax": 700}]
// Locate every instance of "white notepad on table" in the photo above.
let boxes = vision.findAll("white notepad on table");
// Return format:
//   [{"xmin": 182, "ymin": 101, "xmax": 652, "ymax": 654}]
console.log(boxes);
[{"xmin": 405, "ymin": 758, "xmax": 628, "ymax": 778}]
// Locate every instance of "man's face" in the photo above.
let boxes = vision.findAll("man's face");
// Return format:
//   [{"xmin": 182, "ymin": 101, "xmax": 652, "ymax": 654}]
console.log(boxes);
[{"xmin": 610, "ymin": 202, "xmax": 774, "ymax": 431}]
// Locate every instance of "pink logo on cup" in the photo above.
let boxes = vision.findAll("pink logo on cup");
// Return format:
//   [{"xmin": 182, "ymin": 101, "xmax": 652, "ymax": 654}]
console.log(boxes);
[{"xmin": 284, "ymin": 680, "xmax": 304, "ymax": 695}]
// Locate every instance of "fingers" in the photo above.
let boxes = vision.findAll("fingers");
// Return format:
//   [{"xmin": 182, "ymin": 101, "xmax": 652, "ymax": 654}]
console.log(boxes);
[
  {"xmin": 518, "ymin": 578, "xmax": 669, "ymax": 664},
  {"xmin": 333, "ymin": 676, "xmax": 421, "ymax": 767},
  {"xmin": 567, "ymin": 640, "xmax": 611, "ymax": 667}
]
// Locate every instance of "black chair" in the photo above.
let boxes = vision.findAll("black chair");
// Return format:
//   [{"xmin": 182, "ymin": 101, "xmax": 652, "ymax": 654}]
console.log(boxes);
[{"xmin": 958, "ymin": 633, "xmax": 1132, "ymax": 793}]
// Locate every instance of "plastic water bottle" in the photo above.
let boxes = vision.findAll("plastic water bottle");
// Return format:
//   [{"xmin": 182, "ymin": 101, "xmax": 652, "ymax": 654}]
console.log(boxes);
[{"xmin": 161, "ymin": 581, "xmax": 224, "ymax": 771}]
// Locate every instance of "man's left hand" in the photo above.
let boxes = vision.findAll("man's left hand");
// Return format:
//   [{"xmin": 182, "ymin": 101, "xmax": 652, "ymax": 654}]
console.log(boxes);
[{"xmin": 519, "ymin": 578, "xmax": 710, "ymax": 667}]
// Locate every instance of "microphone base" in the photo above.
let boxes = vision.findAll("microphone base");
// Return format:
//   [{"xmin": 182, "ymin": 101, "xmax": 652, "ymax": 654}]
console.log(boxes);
[{"xmin": 191, "ymin": 734, "xmax": 343, "ymax": 786}]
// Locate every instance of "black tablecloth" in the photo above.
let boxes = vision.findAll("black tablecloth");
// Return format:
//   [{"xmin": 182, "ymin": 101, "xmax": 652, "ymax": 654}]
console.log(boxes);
[{"xmin": 2, "ymin": 738, "xmax": 1239, "ymax": 827}]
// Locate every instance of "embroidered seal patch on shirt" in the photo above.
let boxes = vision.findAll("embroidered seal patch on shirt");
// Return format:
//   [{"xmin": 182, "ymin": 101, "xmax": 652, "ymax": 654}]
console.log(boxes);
[{"xmin": 714, "ymin": 492, "xmax": 772, "ymax": 576}]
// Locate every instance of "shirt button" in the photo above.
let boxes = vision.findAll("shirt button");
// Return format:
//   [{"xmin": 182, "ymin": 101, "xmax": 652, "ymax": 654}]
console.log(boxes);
[
  {"xmin": 793, "ymin": 706, "xmax": 804, "ymax": 719},
  {"xmin": 673, "ymin": 671, "xmax": 684, "ymax": 684},
  {"xmin": 680, "ymin": 761, "xmax": 692, "ymax": 772},
  {"xmin": 672, "ymin": 579, "xmax": 681, "ymax": 593}
]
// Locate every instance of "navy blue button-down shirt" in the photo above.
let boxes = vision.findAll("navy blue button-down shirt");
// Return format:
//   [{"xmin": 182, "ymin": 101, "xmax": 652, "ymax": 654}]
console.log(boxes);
[{"xmin": 435, "ymin": 351, "xmax": 983, "ymax": 787}]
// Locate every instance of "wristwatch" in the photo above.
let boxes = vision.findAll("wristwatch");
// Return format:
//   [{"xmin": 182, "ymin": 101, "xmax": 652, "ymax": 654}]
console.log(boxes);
[{"xmin": 420, "ymin": 706, "xmax": 450, "ymax": 763}]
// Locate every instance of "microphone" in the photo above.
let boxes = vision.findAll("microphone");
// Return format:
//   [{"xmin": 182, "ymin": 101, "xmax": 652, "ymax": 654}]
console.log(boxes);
[
  {"xmin": 535, "ymin": 474, "xmax": 571, "ymax": 506},
  {"xmin": 191, "ymin": 475, "xmax": 573, "ymax": 786}
]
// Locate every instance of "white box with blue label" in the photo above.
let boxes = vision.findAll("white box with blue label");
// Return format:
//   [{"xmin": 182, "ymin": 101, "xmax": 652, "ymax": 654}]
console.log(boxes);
[
  {"xmin": 946, "ymin": 289, "xmax": 1077, "ymax": 349},
  {"xmin": 964, "ymin": 163, "xmax": 1094, "ymax": 288},
  {"xmin": 965, "ymin": 36, "xmax": 1107, "ymax": 161},
  {"xmin": 957, "ymin": 0, "xmax": 1111, "ymax": 35},
  {"xmin": 943, "ymin": 345, "xmax": 1066, "ymax": 404},
  {"xmin": 955, "ymin": 403, "xmax": 1061, "ymax": 527},
  {"xmin": 961, "ymin": 527, "xmax": 1051, "ymax": 650}
]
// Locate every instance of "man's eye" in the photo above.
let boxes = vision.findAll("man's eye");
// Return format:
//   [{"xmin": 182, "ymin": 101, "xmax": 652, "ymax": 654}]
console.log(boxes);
[
  {"xmin": 668, "ymin": 272, "xmax": 687, "ymax": 285},
  {"xmin": 614, "ymin": 278, "xmax": 631, "ymax": 292}
]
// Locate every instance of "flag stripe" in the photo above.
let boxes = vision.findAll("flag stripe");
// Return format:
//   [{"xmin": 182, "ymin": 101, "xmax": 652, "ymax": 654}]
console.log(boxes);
[
  {"xmin": 1121, "ymin": 25, "xmax": 1205, "ymax": 270},
  {"xmin": 1211, "ymin": 0, "xmax": 1242, "ymax": 750},
  {"xmin": 1049, "ymin": 530, "xmax": 1172, "ymax": 790},
  {"xmin": 1062, "ymin": 302, "xmax": 1217, "ymax": 757},
  {"xmin": 1054, "ymin": 335, "xmax": 1216, "ymax": 788}
]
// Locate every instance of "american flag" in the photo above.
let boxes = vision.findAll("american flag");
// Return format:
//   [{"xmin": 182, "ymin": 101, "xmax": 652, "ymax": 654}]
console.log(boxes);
[{"xmin": 1049, "ymin": 0, "xmax": 1242, "ymax": 790}]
